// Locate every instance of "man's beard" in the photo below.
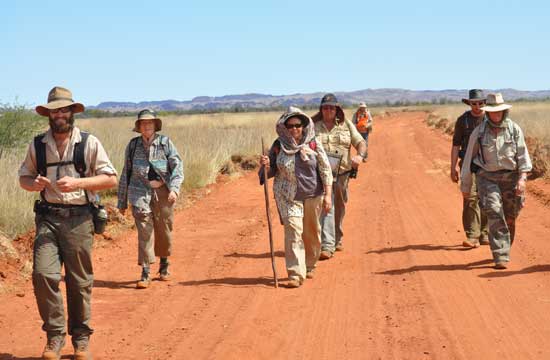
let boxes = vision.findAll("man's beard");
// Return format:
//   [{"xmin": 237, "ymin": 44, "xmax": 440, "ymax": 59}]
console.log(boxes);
[{"xmin": 49, "ymin": 115, "xmax": 74, "ymax": 134}]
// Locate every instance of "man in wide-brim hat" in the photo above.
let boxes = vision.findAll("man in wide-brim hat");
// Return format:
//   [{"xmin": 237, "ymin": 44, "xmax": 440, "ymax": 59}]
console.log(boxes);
[
  {"xmin": 460, "ymin": 93, "xmax": 532, "ymax": 269},
  {"xmin": 19, "ymin": 86, "xmax": 118, "ymax": 360},
  {"xmin": 451, "ymin": 89, "xmax": 489, "ymax": 248}
]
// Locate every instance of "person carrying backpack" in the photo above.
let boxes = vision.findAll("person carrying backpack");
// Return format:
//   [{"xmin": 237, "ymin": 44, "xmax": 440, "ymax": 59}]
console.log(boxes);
[
  {"xmin": 259, "ymin": 106, "xmax": 333, "ymax": 288},
  {"xmin": 312, "ymin": 94, "xmax": 368, "ymax": 259},
  {"xmin": 460, "ymin": 93, "xmax": 532, "ymax": 269},
  {"xmin": 352, "ymin": 102, "xmax": 373, "ymax": 145},
  {"xmin": 18, "ymin": 86, "xmax": 118, "ymax": 360},
  {"xmin": 451, "ymin": 89, "xmax": 489, "ymax": 248},
  {"xmin": 117, "ymin": 109, "xmax": 184, "ymax": 289}
]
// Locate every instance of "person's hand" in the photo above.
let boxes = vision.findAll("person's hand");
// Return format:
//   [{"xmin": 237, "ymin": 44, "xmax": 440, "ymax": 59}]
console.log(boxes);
[
  {"xmin": 260, "ymin": 155, "xmax": 270, "ymax": 167},
  {"xmin": 462, "ymin": 192, "xmax": 470, "ymax": 199},
  {"xmin": 31, "ymin": 175, "xmax": 51, "ymax": 192},
  {"xmin": 56, "ymin": 176, "xmax": 81, "ymax": 192},
  {"xmin": 451, "ymin": 167, "xmax": 459, "ymax": 183},
  {"xmin": 322, "ymin": 193, "xmax": 332, "ymax": 214},
  {"xmin": 119, "ymin": 208, "xmax": 126, "ymax": 216},
  {"xmin": 351, "ymin": 155, "xmax": 363, "ymax": 168},
  {"xmin": 168, "ymin": 191, "xmax": 178, "ymax": 204},
  {"xmin": 516, "ymin": 179, "xmax": 526, "ymax": 195}
]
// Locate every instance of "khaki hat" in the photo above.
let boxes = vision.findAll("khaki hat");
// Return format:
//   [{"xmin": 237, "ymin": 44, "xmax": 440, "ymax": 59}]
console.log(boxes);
[
  {"xmin": 481, "ymin": 93, "xmax": 512, "ymax": 112},
  {"xmin": 36, "ymin": 86, "xmax": 85, "ymax": 117},
  {"xmin": 133, "ymin": 109, "xmax": 162, "ymax": 132},
  {"xmin": 358, "ymin": 102, "xmax": 368, "ymax": 108}
]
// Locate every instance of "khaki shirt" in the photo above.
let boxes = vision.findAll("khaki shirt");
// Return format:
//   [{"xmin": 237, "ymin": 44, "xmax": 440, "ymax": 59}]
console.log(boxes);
[
  {"xmin": 314, "ymin": 118, "xmax": 365, "ymax": 173},
  {"xmin": 19, "ymin": 127, "xmax": 117, "ymax": 205},
  {"xmin": 460, "ymin": 118, "xmax": 532, "ymax": 192}
]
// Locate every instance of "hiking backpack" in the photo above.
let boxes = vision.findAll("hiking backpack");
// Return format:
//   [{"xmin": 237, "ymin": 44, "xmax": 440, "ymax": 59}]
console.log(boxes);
[{"xmin": 34, "ymin": 131, "xmax": 90, "ymax": 179}]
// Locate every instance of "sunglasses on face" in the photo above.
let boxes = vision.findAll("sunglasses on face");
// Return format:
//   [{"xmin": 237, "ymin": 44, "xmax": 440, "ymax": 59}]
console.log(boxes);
[
  {"xmin": 50, "ymin": 106, "xmax": 72, "ymax": 114},
  {"xmin": 285, "ymin": 123, "xmax": 303, "ymax": 129},
  {"xmin": 470, "ymin": 101, "xmax": 484, "ymax": 106},
  {"xmin": 321, "ymin": 106, "xmax": 336, "ymax": 111}
]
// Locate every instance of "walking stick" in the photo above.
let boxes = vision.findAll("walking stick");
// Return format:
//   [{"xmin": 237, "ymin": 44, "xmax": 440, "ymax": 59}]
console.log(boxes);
[{"xmin": 261, "ymin": 137, "xmax": 278, "ymax": 288}]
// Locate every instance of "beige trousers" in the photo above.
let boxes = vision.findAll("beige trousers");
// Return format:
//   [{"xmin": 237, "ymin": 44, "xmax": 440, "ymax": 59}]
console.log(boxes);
[
  {"xmin": 132, "ymin": 186, "xmax": 174, "ymax": 266},
  {"xmin": 283, "ymin": 196, "xmax": 323, "ymax": 281}
]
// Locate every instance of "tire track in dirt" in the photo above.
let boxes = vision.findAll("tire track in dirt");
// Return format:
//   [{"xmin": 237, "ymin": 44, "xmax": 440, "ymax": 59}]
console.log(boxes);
[{"xmin": 2, "ymin": 112, "xmax": 550, "ymax": 359}]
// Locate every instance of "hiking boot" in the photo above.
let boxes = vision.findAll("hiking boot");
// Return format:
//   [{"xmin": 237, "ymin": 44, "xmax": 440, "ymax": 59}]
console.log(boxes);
[
  {"xmin": 287, "ymin": 278, "xmax": 302, "ymax": 288},
  {"xmin": 495, "ymin": 261, "xmax": 509, "ymax": 270},
  {"xmin": 479, "ymin": 236, "xmax": 490, "ymax": 245},
  {"xmin": 73, "ymin": 336, "xmax": 91, "ymax": 360},
  {"xmin": 319, "ymin": 250, "xmax": 333, "ymax": 260},
  {"xmin": 306, "ymin": 269, "xmax": 315, "ymax": 279},
  {"xmin": 159, "ymin": 261, "xmax": 170, "ymax": 281},
  {"xmin": 136, "ymin": 267, "xmax": 151, "ymax": 289},
  {"xmin": 462, "ymin": 238, "xmax": 480, "ymax": 248},
  {"xmin": 42, "ymin": 336, "xmax": 65, "ymax": 360},
  {"xmin": 335, "ymin": 243, "xmax": 344, "ymax": 252}
]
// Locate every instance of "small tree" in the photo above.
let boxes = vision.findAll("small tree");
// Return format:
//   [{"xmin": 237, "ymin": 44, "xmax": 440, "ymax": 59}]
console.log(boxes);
[{"xmin": 0, "ymin": 105, "xmax": 46, "ymax": 159}]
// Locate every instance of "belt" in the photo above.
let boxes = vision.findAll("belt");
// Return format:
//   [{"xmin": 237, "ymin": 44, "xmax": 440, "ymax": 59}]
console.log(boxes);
[{"xmin": 35, "ymin": 201, "xmax": 91, "ymax": 217}]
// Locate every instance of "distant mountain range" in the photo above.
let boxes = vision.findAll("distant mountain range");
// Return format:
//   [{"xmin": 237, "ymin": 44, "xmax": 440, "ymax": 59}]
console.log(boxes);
[{"xmin": 91, "ymin": 88, "xmax": 550, "ymax": 112}]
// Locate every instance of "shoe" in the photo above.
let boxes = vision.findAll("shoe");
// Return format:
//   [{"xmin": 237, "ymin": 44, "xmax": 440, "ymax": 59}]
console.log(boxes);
[
  {"xmin": 159, "ymin": 261, "xmax": 171, "ymax": 281},
  {"xmin": 462, "ymin": 238, "xmax": 480, "ymax": 248},
  {"xmin": 479, "ymin": 236, "xmax": 490, "ymax": 245},
  {"xmin": 136, "ymin": 268, "xmax": 151, "ymax": 289},
  {"xmin": 495, "ymin": 261, "xmax": 509, "ymax": 270},
  {"xmin": 42, "ymin": 336, "xmax": 65, "ymax": 360},
  {"xmin": 335, "ymin": 243, "xmax": 344, "ymax": 252},
  {"xmin": 73, "ymin": 336, "xmax": 91, "ymax": 360},
  {"xmin": 319, "ymin": 250, "xmax": 333, "ymax": 260},
  {"xmin": 287, "ymin": 278, "xmax": 302, "ymax": 288},
  {"xmin": 306, "ymin": 269, "xmax": 315, "ymax": 279}
]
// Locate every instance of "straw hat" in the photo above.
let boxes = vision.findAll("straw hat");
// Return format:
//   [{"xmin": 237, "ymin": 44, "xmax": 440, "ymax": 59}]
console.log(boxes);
[
  {"xmin": 481, "ymin": 93, "xmax": 512, "ymax": 112},
  {"xmin": 36, "ymin": 86, "xmax": 85, "ymax": 117},
  {"xmin": 133, "ymin": 109, "xmax": 162, "ymax": 132}
]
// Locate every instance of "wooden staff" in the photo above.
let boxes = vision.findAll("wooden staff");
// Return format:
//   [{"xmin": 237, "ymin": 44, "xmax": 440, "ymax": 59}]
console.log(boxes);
[{"xmin": 261, "ymin": 137, "xmax": 278, "ymax": 288}]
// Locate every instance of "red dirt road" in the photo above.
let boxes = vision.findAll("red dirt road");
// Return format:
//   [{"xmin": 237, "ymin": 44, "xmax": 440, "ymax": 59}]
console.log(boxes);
[{"xmin": 2, "ymin": 112, "xmax": 550, "ymax": 359}]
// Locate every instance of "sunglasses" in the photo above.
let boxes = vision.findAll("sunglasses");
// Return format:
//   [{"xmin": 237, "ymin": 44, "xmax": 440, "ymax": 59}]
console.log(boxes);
[
  {"xmin": 470, "ymin": 101, "xmax": 485, "ymax": 106},
  {"xmin": 321, "ymin": 105, "xmax": 336, "ymax": 111},
  {"xmin": 50, "ymin": 106, "xmax": 72, "ymax": 114},
  {"xmin": 285, "ymin": 123, "xmax": 303, "ymax": 129}
]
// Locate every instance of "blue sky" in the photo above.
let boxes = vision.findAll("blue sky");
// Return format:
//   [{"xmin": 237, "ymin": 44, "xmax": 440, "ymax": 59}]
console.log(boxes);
[{"xmin": 2, "ymin": 0, "xmax": 549, "ymax": 106}]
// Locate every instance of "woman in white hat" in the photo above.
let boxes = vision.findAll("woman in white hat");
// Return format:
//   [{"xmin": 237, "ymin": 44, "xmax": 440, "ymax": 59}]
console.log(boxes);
[
  {"xmin": 117, "ymin": 109, "xmax": 184, "ymax": 288},
  {"xmin": 352, "ymin": 102, "xmax": 373, "ymax": 144},
  {"xmin": 460, "ymin": 93, "xmax": 532, "ymax": 269}
]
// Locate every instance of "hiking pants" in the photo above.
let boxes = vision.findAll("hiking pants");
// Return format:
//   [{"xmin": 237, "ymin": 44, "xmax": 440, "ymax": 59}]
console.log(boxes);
[
  {"xmin": 283, "ymin": 196, "xmax": 323, "ymax": 281},
  {"xmin": 133, "ymin": 185, "xmax": 174, "ymax": 266},
  {"xmin": 320, "ymin": 173, "xmax": 350, "ymax": 253},
  {"xmin": 476, "ymin": 170, "xmax": 525, "ymax": 264},
  {"xmin": 32, "ymin": 211, "xmax": 94, "ymax": 340},
  {"xmin": 463, "ymin": 172, "xmax": 488, "ymax": 240}
]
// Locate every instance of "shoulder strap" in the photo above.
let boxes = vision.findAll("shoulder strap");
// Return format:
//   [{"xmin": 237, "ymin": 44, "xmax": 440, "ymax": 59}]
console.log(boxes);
[
  {"xmin": 34, "ymin": 134, "xmax": 47, "ymax": 177},
  {"xmin": 73, "ymin": 131, "xmax": 89, "ymax": 178},
  {"xmin": 126, "ymin": 136, "xmax": 140, "ymax": 187}
]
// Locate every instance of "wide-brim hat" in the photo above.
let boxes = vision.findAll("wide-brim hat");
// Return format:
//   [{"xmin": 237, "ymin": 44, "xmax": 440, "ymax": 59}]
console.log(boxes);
[
  {"xmin": 133, "ymin": 109, "xmax": 162, "ymax": 132},
  {"xmin": 481, "ymin": 93, "xmax": 512, "ymax": 112},
  {"xmin": 312, "ymin": 93, "xmax": 346, "ymax": 122},
  {"xmin": 462, "ymin": 89, "xmax": 486, "ymax": 105},
  {"xmin": 36, "ymin": 86, "xmax": 85, "ymax": 117},
  {"xmin": 358, "ymin": 102, "xmax": 367, "ymax": 108}
]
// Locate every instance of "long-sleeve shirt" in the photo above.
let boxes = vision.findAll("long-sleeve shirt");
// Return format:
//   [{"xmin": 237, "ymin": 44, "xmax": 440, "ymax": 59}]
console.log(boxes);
[
  {"xmin": 460, "ymin": 118, "xmax": 532, "ymax": 192},
  {"xmin": 117, "ymin": 134, "xmax": 184, "ymax": 211}
]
